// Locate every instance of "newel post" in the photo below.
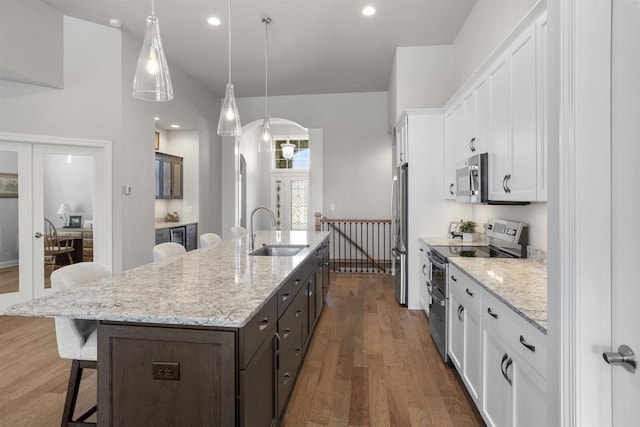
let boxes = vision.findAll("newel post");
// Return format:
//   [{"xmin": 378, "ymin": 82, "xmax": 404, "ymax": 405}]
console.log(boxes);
[{"xmin": 314, "ymin": 212, "xmax": 322, "ymax": 231}]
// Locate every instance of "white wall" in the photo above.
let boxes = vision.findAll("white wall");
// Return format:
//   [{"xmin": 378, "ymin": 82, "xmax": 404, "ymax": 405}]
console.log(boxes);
[
  {"xmin": 43, "ymin": 154, "xmax": 93, "ymax": 226},
  {"xmin": 0, "ymin": 0, "xmax": 63, "ymax": 88},
  {"xmin": 0, "ymin": 151, "xmax": 18, "ymax": 266},
  {"xmin": 387, "ymin": 46, "xmax": 454, "ymax": 129},
  {"xmin": 232, "ymin": 92, "xmax": 391, "ymax": 221},
  {"xmin": 452, "ymin": 0, "xmax": 539, "ymax": 90}
]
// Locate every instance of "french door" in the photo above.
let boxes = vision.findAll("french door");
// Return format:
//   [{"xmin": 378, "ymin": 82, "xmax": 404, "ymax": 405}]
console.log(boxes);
[
  {"xmin": 0, "ymin": 137, "xmax": 110, "ymax": 312},
  {"xmin": 271, "ymin": 173, "xmax": 310, "ymax": 231}
]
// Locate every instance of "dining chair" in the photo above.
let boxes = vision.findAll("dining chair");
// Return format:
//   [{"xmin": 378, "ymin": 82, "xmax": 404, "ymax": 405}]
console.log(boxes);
[
  {"xmin": 153, "ymin": 242, "xmax": 186, "ymax": 261},
  {"xmin": 199, "ymin": 233, "xmax": 222, "ymax": 248},
  {"xmin": 230, "ymin": 226, "xmax": 248, "ymax": 239},
  {"xmin": 43, "ymin": 218, "xmax": 76, "ymax": 272},
  {"xmin": 51, "ymin": 262, "xmax": 111, "ymax": 427}
]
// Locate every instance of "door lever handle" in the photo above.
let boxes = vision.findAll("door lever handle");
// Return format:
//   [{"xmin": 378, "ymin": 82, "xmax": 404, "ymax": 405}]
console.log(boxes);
[{"xmin": 603, "ymin": 345, "xmax": 637, "ymax": 374}]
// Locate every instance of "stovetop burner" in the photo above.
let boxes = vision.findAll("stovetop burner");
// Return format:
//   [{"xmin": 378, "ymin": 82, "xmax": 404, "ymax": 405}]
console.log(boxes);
[{"xmin": 429, "ymin": 244, "xmax": 518, "ymax": 259}]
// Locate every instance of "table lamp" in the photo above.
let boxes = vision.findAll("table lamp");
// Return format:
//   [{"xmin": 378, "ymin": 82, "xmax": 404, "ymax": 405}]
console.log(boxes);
[{"xmin": 57, "ymin": 203, "xmax": 72, "ymax": 227}]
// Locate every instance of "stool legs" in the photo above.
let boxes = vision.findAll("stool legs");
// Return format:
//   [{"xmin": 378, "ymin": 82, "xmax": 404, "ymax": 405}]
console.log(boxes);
[{"xmin": 61, "ymin": 359, "xmax": 97, "ymax": 427}]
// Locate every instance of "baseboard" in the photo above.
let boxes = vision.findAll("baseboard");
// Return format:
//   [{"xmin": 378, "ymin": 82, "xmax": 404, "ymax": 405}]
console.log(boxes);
[{"xmin": 0, "ymin": 260, "xmax": 19, "ymax": 269}]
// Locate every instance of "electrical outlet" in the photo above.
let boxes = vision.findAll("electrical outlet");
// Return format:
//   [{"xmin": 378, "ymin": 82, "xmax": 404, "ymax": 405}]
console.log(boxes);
[{"xmin": 152, "ymin": 362, "xmax": 180, "ymax": 380}]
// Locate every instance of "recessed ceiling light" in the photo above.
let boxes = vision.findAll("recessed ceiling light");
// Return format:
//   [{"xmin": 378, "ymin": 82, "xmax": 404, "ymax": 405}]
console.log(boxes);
[
  {"xmin": 170, "ymin": 124, "xmax": 180, "ymax": 128},
  {"xmin": 154, "ymin": 116, "xmax": 160, "ymax": 121},
  {"xmin": 207, "ymin": 16, "xmax": 221, "ymax": 26},
  {"xmin": 362, "ymin": 6, "xmax": 376, "ymax": 16}
]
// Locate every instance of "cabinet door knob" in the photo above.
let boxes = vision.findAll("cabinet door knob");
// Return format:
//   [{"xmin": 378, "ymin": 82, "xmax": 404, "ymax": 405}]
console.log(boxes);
[
  {"xmin": 282, "ymin": 293, "xmax": 289, "ymax": 302},
  {"xmin": 500, "ymin": 353, "xmax": 512, "ymax": 385}
]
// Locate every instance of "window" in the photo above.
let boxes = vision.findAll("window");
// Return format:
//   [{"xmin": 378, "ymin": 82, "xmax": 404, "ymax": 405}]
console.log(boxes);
[{"xmin": 274, "ymin": 139, "xmax": 309, "ymax": 170}]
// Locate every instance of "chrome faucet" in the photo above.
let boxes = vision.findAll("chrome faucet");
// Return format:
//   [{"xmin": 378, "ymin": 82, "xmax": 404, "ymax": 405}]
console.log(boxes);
[{"xmin": 249, "ymin": 206, "xmax": 277, "ymax": 251}]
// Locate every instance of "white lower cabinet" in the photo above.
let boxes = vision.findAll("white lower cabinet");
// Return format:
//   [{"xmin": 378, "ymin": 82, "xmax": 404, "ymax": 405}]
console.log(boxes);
[{"xmin": 447, "ymin": 266, "xmax": 547, "ymax": 427}]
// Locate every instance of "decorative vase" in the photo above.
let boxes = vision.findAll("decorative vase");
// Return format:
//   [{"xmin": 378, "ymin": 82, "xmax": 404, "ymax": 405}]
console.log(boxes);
[{"xmin": 463, "ymin": 232, "xmax": 473, "ymax": 242}]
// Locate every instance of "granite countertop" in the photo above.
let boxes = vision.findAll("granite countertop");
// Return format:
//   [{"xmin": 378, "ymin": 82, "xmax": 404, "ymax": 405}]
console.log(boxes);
[
  {"xmin": 155, "ymin": 221, "xmax": 198, "ymax": 230},
  {"xmin": 7, "ymin": 230, "xmax": 329, "ymax": 328},
  {"xmin": 419, "ymin": 236, "xmax": 489, "ymax": 247},
  {"xmin": 450, "ymin": 257, "xmax": 547, "ymax": 333}
]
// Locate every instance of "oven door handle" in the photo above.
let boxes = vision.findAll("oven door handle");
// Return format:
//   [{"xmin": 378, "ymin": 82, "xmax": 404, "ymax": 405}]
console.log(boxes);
[
  {"xmin": 426, "ymin": 253, "xmax": 447, "ymax": 271},
  {"xmin": 427, "ymin": 284, "xmax": 446, "ymax": 307}
]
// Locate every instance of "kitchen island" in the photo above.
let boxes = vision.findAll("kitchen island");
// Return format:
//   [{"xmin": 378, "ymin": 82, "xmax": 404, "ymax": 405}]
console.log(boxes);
[{"xmin": 8, "ymin": 230, "xmax": 331, "ymax": 427}]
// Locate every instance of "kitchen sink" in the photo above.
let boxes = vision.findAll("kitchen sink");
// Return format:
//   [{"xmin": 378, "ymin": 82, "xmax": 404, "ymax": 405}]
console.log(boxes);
[{"xmin": 249, "ymin": 245, "xmax": 308, "ymax": 256}]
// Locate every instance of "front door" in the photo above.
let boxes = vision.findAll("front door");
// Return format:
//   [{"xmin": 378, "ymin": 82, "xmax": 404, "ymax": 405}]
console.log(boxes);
[
  {"xmin": 271, "ymin": 173, "xmax": 309, "ymax": 231},
  {"xmin": 610, "ymin": 0, "xmax": 640, "ymax": 422}
]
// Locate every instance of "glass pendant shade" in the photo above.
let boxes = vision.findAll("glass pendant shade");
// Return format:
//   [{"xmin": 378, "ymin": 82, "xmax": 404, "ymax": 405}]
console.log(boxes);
[
  {"xmin": 217, "ymin": 83, "xmax": 242, "ymax": 136},
  {"xmin": 258, "ymin": 114, "xmax": 274, "ymax": 152},
  {"xmin": 133, "ymin": 15, "xmax": 173, "ymax": 101},
  {"xmin": 282, "ymin": 141, "xmax": 295, "ymax": 160}
]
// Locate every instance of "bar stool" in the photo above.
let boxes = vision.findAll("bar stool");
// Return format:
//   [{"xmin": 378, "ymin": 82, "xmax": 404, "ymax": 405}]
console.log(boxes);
[
  {"xmin": 230, "ymin": 226, "xmax": 247, "ymax": 239},
  {"xmin": 51, "ymin": 262, "xmax": 111, "ymax": 427},
  {"xmin": 199, "ymin": 233, "xmax": 222, "ymax": 248},
  {"xmin": 153, "ymin": 242, "xmax": 186, "ymax": 261}
]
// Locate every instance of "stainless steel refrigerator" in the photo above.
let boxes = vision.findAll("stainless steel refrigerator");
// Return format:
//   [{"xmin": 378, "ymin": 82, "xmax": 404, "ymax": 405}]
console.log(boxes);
[{"xmin": 391, "ymin": 163, "xmax": 408, "ymax": 306}]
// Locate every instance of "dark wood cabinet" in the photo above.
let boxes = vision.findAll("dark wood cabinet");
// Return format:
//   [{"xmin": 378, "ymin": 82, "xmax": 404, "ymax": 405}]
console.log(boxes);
[
  {"xmin": 98, "ymin": 324, "xmax": 236, "ymax": 427},
  {"xmin": 185, "ymin": 223, "xmax": 197, "ymax": 251},
  {"xmin": 239, "ymin": 327, "xmax": 277, "ymax": 427},
  {"xmin": 155, "ymin": 152, "xmax": 183, "ymax": 199}
]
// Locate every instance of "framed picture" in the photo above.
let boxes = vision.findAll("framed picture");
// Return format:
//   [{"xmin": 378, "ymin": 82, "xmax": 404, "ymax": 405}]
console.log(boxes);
[
  {"xmin": 155, "ymin": 131, "xmax": 160, "ymax": 150},
  {"xmin": 449, "ymin": 221, "xmax": 460, "ymax": 234},
  {"xmin": 69, "ymin": 215, "xmax": 82, "ymax": 228},
  {"xmin": 0, "ymin": 173, "xmax": 18, "ymax": 198}
]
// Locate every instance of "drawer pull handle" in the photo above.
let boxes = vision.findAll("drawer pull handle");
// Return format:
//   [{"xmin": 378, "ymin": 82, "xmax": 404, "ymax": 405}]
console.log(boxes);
[
  {"xmin": 487, "ymin": 307, "xmax": 498, "ymax": 319},
  {"xmin": 465, "ymin": 288, "xmax": 474, "ymax": 297},
  {"xmin": 283, "ymin": 372, "xmax": 291, "ymax": 384},
  {"xmin": 295, "ymin": 279, "xmax": 302, "ymax": 286},
  {"xmin": 450, "ymin": 275, "xmax": 457, "ymax": 282},
  {"xmin": 283, "ymin": 328, "xmax": 291, "ymax": 339},
  {"xmin": 259, "ymin": 318, "xmax": 269, "ymax": 331},
  {"xmin": 295, "ymin": 310, "xmax": 302, "ymax": 318},
  {"xmin": 520, "ymin": 335, "xmax": 536, "ymax": 352},
  {"xmin": 282, "ymin": 293, "xmax": 289, "ymax": 301}
]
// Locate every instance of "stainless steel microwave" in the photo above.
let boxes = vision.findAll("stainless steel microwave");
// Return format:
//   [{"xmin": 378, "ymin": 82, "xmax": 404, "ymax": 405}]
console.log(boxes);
[
  {"xmin": 456, "ymin": 153, "xmax": 529, "ymax": 205},
  {"xmin": 456, "ymin": 153, "xmax": 488, "ymax": 204}
]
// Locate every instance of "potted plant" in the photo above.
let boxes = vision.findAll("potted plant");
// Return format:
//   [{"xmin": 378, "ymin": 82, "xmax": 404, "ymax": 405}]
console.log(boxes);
[{"xmin": 458, "ymin": 220, "xmax": 477, "ymax": 242}]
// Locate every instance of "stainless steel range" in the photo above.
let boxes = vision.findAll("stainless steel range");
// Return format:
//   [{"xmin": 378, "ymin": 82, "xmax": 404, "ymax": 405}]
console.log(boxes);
[{"xmin": 426, "ymin": 218, "xmax": 528, "ymax": 363}]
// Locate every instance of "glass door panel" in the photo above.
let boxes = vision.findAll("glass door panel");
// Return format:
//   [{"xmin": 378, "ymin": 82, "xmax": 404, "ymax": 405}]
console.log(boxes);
[
  {"xmin": 33, "ymin": 145, "xmax": 99, "ymax": 298},
  {"xmin": 271, "ymin": 173, "xmax": 309, "ymax": 231},
  {"xmin": 0, "ymin": 142, "xmax": 32, "ymax": 312}
]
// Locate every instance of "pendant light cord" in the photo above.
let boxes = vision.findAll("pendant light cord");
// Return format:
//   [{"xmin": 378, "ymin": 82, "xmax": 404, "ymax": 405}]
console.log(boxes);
[
  {"xmin": 264, "ymin": 19, "xmax": 269, "ymax": 114},
  {"xmin": 151, "ymin": 0, "xmax": 155, "ymax": 16},
  {"xmin": 228, "ymin": 0, "xmax": 232, "ymax": 84}
]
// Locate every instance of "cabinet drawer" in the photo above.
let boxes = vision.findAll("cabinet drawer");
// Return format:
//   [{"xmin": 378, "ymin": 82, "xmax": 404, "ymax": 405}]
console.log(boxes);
[
  {"xmin": 279, "ymin": 300, "xmax": 303, "ymax": 357},
  {"xmin": 186, "ymin": 224, "xmax": 197, "ymax": 236},
  {"xmin": 83, "ymin": 238, "xmax": 93, "ymax": 249},
  {"xmin": 449, "ymin": 265, "xmax": 482, "ymax": 313},
  {"xmin": 277, "ymin": 270, "xmax": 305, "ymax": 318},
  {"xmin": 239, "ymin": 296, "xmax": 277, "ymax": 369},
  {"xmin": 155, "ymin": 229, "xmax": 170, "ymax": 244},
  {"xmin": 482, "ymin": 289, "xmax": 547, "ymax": 378}
]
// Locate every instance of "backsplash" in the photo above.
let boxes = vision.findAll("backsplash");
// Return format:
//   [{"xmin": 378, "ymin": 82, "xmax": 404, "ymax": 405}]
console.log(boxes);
[{"xmin": 527, "ymin": 246, "xmax": 546, "ymax": 264}]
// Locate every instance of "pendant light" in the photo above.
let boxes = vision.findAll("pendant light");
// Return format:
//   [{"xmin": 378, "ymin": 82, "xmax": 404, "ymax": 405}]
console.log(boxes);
[
  {"xmin": 217, "ymin": 0, "xmax": 242, "ymax": 136},
  {"xmin": 258, "ymin": 17, "xmax": 273, "ymax": 153},
  {"xmin": 133, "ymin": 0, "xmax": 173, "ymax": 101},
  {"xmin": 281, "ymin": 140, "xmax": 295, "ymax": 160}
]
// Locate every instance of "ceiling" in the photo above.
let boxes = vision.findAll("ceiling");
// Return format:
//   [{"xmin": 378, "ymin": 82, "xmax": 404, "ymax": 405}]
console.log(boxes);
[{"xmin": 42, "ymin": 0, "xmax": 476, "ymax": 98}]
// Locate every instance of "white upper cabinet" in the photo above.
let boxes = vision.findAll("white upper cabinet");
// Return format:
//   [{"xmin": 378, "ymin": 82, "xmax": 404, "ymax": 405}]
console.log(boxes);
[
  {"xmin": 443, "ymin": 9, "xmax": 547, "ymax": 203},
  {"xmin": 395, "ymin": 114, "xmax": 408, "ymax": 167},
  {"xmin": 444, "ymin": 104, "xmax": 462, "ymax": 199}
]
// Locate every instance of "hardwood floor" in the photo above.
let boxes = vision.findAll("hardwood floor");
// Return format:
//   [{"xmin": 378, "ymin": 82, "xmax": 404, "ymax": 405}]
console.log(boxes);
[
  {"xmin": 0, "ymin": 273, "xmax": 483, "ymax": 426},
  {"xmin": 0, "ymin": 266, "xmax": 52, "ymax": 296},
  {"xmin": 282, "ymin": 273, "xmax": 484, "ymax": 427}
]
